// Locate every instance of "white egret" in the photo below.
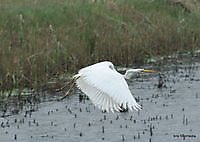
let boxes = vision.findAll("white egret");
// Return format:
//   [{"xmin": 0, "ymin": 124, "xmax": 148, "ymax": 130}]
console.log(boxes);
[{"xmin": 62, "ymin": 61, "xmax": 156, "ymax": 112}]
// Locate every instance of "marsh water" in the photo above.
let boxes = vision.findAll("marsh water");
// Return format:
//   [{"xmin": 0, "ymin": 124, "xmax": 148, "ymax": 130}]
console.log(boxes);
[{"xmin": 0, "ymin": 56, "xmax": 200, "ymax": 142}]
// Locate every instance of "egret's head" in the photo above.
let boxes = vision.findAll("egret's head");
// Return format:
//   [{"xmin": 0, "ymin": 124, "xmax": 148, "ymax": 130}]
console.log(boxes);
[{"xmin": 124, "ymin": 69, "xmax": 156, "ymax": 79}]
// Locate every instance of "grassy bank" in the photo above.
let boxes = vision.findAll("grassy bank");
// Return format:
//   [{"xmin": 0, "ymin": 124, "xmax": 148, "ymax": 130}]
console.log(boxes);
[{"xmin": 0, "ymin": 0, "xmax": 200, "ymax": 91}]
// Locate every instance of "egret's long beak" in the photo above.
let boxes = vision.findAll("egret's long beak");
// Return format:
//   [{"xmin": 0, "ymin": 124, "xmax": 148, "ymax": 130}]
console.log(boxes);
[{"xmin": 143, "ymin": 70, "xmax": 157, "ymax": 73}]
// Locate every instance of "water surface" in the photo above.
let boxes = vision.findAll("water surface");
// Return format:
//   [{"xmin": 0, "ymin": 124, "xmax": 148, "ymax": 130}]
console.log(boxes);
[{"xmin": 0, "ymin": 57, "xmax": 200, "ymax": 142}]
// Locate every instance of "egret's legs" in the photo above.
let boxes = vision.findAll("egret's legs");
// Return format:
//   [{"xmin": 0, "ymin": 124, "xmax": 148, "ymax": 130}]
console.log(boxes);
[{"xmin": 60, "ymin": 76, "xmax": 80, "ymax": 100}]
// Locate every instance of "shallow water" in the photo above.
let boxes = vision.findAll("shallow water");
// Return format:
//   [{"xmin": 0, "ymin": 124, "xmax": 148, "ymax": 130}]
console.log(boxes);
[{"xmin": 0, "ymin": 58, "xmax": 200, "ymax": 142}]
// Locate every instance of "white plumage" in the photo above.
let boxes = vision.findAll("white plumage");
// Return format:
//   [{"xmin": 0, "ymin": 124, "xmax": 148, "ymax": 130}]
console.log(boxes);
[{"xmin": 74, "ymin": 61, "xmax": 145, "ymax": 112}]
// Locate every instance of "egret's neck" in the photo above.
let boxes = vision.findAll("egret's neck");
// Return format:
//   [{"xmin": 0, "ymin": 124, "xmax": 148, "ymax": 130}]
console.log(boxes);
[
  {"xmin": 123, "ymin": 70, "xmax": 134, "ymax": 80},
  {"xmin": 123, "ymin": 69, "xmax": 144, "ymax": 80}
]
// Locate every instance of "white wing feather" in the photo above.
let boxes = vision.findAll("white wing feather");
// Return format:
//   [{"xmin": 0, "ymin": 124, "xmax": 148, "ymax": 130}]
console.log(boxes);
[{"xmin": 74, "ymin": 62, "xmax": 141, "ymax": 112}]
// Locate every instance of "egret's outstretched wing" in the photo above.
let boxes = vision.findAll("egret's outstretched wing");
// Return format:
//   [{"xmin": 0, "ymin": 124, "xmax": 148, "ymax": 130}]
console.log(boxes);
[{"xmin": 74, "ymin": 62, "xmax": 141, "ymax": 112}]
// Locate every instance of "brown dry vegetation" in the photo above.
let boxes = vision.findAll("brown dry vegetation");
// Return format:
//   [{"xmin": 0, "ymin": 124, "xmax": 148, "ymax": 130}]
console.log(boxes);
[{"xmin": 0, "ymin": 0, "xmax": 200, "ymax": 91}]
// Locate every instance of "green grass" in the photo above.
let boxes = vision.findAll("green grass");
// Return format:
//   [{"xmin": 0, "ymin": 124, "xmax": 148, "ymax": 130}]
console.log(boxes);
[{"xmin": 0, "ymin": 0, "xmax": 199, "ymax": 91}]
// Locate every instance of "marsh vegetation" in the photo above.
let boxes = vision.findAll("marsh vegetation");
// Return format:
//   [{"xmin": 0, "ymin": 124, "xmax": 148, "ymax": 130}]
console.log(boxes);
[{"xmin": 0, "ymin": 0, "xmax": 199, "ymax": 91}]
